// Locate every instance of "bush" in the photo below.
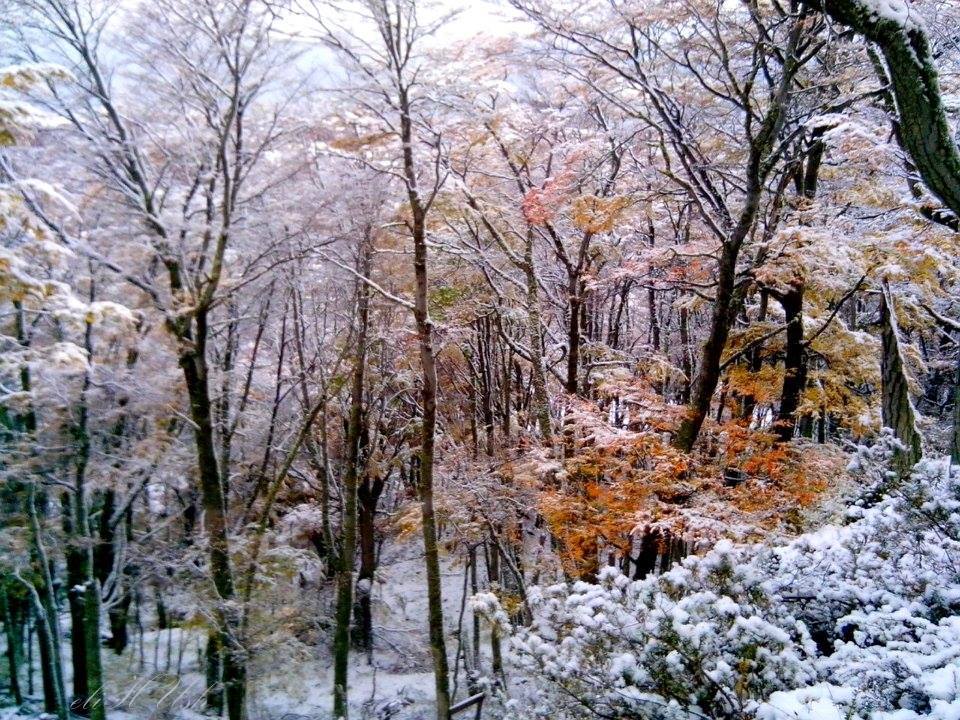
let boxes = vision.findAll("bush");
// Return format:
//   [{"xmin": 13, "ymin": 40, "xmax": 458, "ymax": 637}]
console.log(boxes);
[{"xmin": 484, "ymin": 444, "xmax": 960, "ymax": 720}]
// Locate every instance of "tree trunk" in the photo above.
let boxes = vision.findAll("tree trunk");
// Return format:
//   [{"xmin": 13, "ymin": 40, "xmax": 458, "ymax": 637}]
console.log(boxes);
[
  {"xmin": 35, "ymin": 607, "xmax": 57, "ymax": 714},
  {"xmin": 740, "ymin": 290, "xmax": 769, "ymax": 422},
  {"xmin": 952, "ymin": 348, "xmax": 960, "ymax": 466},
  {"xmin": 398, "ymin": 84, "xmax": 451, "ymax": 720},
  {"xmin": 476, "ymin": 318, "xmax": 495, "ymax": 456},
  {"xmin": 0, "ymin": 585, "xmax": 23, "ymax": 704},
  {"xmin": 775, "ymin": 281, "xmax": 806, "ymax": 442},
  {"xmin": 566, "ymin": 276, "xmax": 582, "ymax": 394},
  {"xmin": 673, "ymin": 240, "xmax": 741, "ymax": 451},
  {"xmin": 62, "ymin": 493, "xmax": 89, "ymax": 714},
  {"xmin": 356, "ymin": 476, "xmax": 384, "ymax": 655},
  {"xmin": 880, "ymin": 282, "xmax": 923, "ymax": 474},
  {"xmin": 679, "ymin": 305, "xmax": 692, "ymax": 404},
  {"xmin": 179, "ymin": 309, "xmax": 245, "ymax": 720},
  {"xmin": 68, "ymin": 312, "xmax": 106, "ymax": 720},
  {"xmin": 485, "ymin": 539, "xmax": 504, "ymax": 684},
  {"xmin": 205, "ymin": 631, "xmax": 223, "ymax": 715},
  {"xmin": 333, "ymin": 233, "xmax": 372, "ymax": 720},
  {"xmin": 524, "ymin": 233, "xmax": 553, "ymax": 441},
  {"xmin": 648, "ymin": 287, "xmax": 660, "ymax": 351},
  {"xmin": 26, "ymin": 485, "xmax": 67, "ymax": 720}
]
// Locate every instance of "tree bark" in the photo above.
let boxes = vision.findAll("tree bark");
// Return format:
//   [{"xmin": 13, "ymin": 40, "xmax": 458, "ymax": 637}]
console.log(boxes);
[
  {"xmin": 673, "ymin": 240, "xmax": 743, "ymax": 451},
  {"xmin": 0, "ymin": 585, "xmax": 23, "ymax": 704},
  {"xmin": 26, "ymin": 485, "xmax": 67, "ymax": 720},
  {"xmin": 523, "ymin": 232, "xmax": 553, "ymax": 441},
  {"xmin": 566, "ymin": 277, "xmax": 583, "ymax": 394},
  {"xmin": 205, "ymin": 631, "xmax": 223, "ymax": 715},
  {"xmin": 179, "ymin": 309, "xmax": 245, "ymax": 720},
  {"xmin": 62, "ymin": 494, "xmax": 89, "ymax": 714},
  {"xmin": 66, "ymin": 313, "xmax": 106, "ymax": 720},
  {"xmin": 880, "ymin": 282, "xmax": 923, "ymax": 474},
  {"xmin": 398, "ymin": 83, "xmax": 451, "ymax": 719},
  {"xmin": 355, "ymin": 474, "xmax": 384, "ymax": 654},
  {"xmin": 774, "ymin": 281, "xmax": 806, "ymax": 442},
  {"xmin": 952, "ymin": 349, "xmax": 960, "ymax": 466},
  {"xmin": 333, "ymin": 232, "xmax": 372, "ymax": 720}
]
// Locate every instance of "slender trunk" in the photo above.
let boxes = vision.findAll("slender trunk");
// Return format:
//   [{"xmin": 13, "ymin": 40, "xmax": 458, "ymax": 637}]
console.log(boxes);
[
  {"xmin": 468, "ymin": 546, "xmax": 480, "ymax": 676},
  {"xmin": 35, "ymin": 607, "xmax": 56, "ymax": 712},
  {"xmin": 26, "ymin": 616, "xmax": 33, "ymax": 697},
  {"xmin": 467, "ymin": 376, "xmax": 479, "ymax": 458},
  {"xmin": 952, "ymin": 348, "xmax": 960, "ymax": 466},
  {"xmin": 356, "ymin": 477, "xmax": 384, "ymax": 654},
  {"xmin": 775, "ymin": 281, "xmax": 806, "ymax": 442},
  {"xmin": 524, "ymin": 235, "xmax": 552, "ymax": 441},
  {"xmin": 69, "ymin": 312, "xmax": 106, "ymax": 720},
  {"xmin": 566, "ymin": 276, "xmax": 582, "ymax": 394},
  {"xmin": 0, "ymin": 585, "xmax": 23, "ymax": 704},
  {"xmin": 679, "ymin": 305, "xmax": 692, "ymax": 404},
  {"xmin": 179, "ymin": 309, "xmax": 244, "ymax": 720},
  {"xmin": 486, "ymin": 540, "xmax": 504, "ymax": 683},
  {"xmin": 648, "ymin": 288, "xmax": 660, "ymax": 351},
  {"xmin": 26, "ymin": 486, "xmax": 67, "ymax": 720},
  {"xmin": 62, "ymin": 494, "xmax": 89, "ymax": 714},
  {"xmin": 399, "ymin": 85, "xmax": 451, "ymax": 720},
  {"xmin": 740, "ymin": 290, "xmax": 769, "ymax": 422},
  {"xmin": 476, "ymin": 318, "xmax": 495, "ymax": 456},
  {"xmin": 880, "ymin": 282, "xmax": 923, "ymax": 474},
  {"xmin": 333, "ymin": 234, "xmax": 372, "ymax": 720}
]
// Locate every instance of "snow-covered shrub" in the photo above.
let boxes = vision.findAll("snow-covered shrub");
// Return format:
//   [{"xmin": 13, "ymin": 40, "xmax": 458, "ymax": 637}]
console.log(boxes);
[
  {"xmin": 499, "ymin": 543, "xmax": 816, "ymax": 719},
  {"xmin": 492, "ymin": 451, "xmax": 960, "ymax": 720},
  {"xmin": 756, "ymin": 455, "xmax": 960, "ymax": 720}
]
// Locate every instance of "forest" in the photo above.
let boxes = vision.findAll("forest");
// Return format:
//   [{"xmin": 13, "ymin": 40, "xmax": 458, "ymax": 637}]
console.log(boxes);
[{"xmin": 1, "ymin": 0, "xmax": 959, "ymax": 718}]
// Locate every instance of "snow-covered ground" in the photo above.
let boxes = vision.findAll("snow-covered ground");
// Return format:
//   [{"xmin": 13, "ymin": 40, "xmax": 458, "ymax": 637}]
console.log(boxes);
[{"xmin": 0, "ymin": 541, "xmax": 487, "ymax": 720}]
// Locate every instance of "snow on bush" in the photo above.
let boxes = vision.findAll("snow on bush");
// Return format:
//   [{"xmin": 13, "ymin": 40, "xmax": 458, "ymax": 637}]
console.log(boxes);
[{"xmin": 485, "ymin": 442, "xmax": 960, "ymax": 720}]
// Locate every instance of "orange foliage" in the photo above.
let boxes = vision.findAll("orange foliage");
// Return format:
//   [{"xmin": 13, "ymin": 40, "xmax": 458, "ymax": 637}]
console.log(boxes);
[
  {"xmin": 570, "ymin": 195, "xmax": 632, "ymax": 233},
  {"xmin": 509, "ymin": 404, "xmax": 846, "ymax": 579}
]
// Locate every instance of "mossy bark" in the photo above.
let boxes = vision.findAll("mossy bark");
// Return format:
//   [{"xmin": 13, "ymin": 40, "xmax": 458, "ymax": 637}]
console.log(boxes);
[{"xmin": 880, "ymin": 283, "xmax": 923, "ymax": 475}]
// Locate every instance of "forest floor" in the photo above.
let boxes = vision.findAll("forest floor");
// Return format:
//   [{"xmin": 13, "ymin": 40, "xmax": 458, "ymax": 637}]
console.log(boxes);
[{"xmin": 0, "ymin": 541, "xmax": 478, "ymax": 720}]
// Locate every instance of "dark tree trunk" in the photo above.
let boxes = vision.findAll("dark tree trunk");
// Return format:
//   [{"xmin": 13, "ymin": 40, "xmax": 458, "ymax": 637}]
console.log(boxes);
[
  {"xmin": 355, "ymin": 476, "xmax": 384, "ymax": 653},
  {"xmin": 775, "ymin": 281, "xmax": 806, "ymax": 442},
  {"xmin": 566, "ymin": 278, "xmax": 583, "ymax": 394},
  {"xmin": 178, "ymin": 309, "xmax": 244, "ymax": 720},
  {"xmin": 648, "ymin": 287, "xmax": 660, "ymax": 351},
  {"xmin": 740, "ymin": 290, "xmax": 769, "ymax": 422},
  {"xmin": 399, "ymin": 84, "xmax": 451, "ymax": 720},
  {"xmin": 485, "ymin": 539, "xmax": 504, "ymax": 682},
  {"xmin": 0, "ymin": 585, "xmax": 23, "ymax": 704},
  {"xmin": 333, "ymin": 233, "xmax": 371, "ymax": 719},
  {"xmin": 34, "ymin": 603, "xmax": 58, "ymax": 714},
  {"xmin": 673, "ymin": 240, "xmax": 742, "ymax": 451},
  {"xmin": 679, "ymin": 305, "xmax": 692, "ymax": 404},
  {"xmin": 61, "ymin": 494, "xmax": 89, "ymax": 714},
  {"xmin": 26, "ymin": 487, "xmax": 67, "ymax": 720},
  {"xmin": 952, "ymin": 349, "xmax": 960, "ymax": 466},
  {"xmin": 205, "ymin": 631, "xmax": 223, "ymax": 716}
]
